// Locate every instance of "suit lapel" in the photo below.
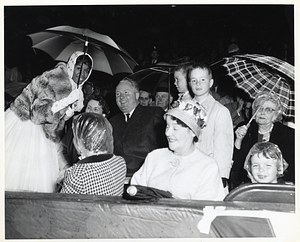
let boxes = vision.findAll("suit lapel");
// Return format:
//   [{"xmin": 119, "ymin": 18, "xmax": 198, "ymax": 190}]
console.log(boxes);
[{"xmin": 124, "ymin": 105, "xmax": 142, "ymax": 130}]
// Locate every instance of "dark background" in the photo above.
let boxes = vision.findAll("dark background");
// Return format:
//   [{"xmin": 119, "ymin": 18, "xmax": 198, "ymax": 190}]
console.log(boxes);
[{"xmin": 4, "ymin": 5, "xmax": 294, "ymax": 85}]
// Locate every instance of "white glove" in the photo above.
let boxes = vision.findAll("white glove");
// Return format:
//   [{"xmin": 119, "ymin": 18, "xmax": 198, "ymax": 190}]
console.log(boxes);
[
  {"xmin": 64, "ymin": 106, "xmax": 75, "ymax": 121},
  {"xmin": 51, "ymin": 89, "xmax": 81, "ymax": 113},
  {"xmin": 73, "ymin": 90, "xmax": 85, "ymax": 112},
  {"xmin": 56, "ymin": 164, "xmax": 70, "ymax": 185}
]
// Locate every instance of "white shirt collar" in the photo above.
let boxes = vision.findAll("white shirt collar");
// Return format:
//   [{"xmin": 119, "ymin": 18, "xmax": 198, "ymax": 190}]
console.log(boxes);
[{"xmin": 124, "ymin": 106, "xmax": 136, "ymax": 120}]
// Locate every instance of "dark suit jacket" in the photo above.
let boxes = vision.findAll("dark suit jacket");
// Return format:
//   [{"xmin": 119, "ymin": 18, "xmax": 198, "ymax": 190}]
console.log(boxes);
[
  {"xmin": 109, "ymin": 104, "xmax": 167, "ymax": 176},
  {"xmin": 61, "ymin": 128, "xmax": 79, "ymax": 166},
  {"xmin": 230, "ymin": 121, "xmax": 295, "ymax": 189}
]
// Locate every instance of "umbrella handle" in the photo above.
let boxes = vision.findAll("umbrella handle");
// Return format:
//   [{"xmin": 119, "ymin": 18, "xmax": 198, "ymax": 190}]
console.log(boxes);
[
  {"xmin": 77, "ymin": 40, "xmax": 89, "ymax": 87},
  {"xmin": 246, "ymin": 108, "xmax": 260, "ymax": 128},
  {"xmin": 168, "ymin": 68, "xmax": 171, "ymax": 109}
]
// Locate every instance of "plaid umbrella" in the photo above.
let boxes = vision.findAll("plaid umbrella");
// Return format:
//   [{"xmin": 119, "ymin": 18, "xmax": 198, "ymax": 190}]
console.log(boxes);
[{"xmin": 221, "ymin": 54, "xmax": 294, "ymax": 118}]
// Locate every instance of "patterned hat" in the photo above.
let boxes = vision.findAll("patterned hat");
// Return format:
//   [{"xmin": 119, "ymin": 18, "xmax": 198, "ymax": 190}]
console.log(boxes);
[{"xmin": 165, "ymin": 99, "xmax": 206, "ymax": 137}]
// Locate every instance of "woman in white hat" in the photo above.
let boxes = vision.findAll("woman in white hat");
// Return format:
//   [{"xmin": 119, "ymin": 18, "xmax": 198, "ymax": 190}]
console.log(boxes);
[{"xmin": 131, "ymin": 99, "xmax": 225, "ymax": 201}]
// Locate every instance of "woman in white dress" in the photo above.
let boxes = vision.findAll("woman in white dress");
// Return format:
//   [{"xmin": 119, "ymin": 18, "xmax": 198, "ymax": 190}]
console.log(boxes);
[{"xmin": 5, "ymin": 51, "xmax": 93, "ymax": 192}]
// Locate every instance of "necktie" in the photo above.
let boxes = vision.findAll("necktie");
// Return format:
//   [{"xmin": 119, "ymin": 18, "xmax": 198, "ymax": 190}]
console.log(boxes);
[{"xmin": 125, "ymin": 113, "xmax": 130, "ymax": 122}]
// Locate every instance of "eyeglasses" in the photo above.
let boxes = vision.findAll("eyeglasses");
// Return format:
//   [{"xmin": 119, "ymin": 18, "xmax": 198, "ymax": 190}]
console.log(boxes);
[
  {"xmin": 155, "ymin": 94, "xmax": 168, "ymax": 100},
  {"xmin": 258, "ymin": 107, "xmax": 276, "ymax": 114}
]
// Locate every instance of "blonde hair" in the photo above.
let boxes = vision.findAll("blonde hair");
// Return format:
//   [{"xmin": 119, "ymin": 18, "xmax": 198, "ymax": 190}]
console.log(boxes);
[{"xmin": 244, "ymin": 142, "xmax": 288, "ymax": 180}]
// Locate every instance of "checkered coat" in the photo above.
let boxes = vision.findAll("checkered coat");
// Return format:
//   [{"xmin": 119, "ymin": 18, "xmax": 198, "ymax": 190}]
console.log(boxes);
[{"xmin": 61, "ymin": 154, "xmax": 126, "ymax": 196}]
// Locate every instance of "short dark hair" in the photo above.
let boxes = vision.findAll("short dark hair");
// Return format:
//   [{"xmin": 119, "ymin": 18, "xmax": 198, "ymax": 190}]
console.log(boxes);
[
  {"xmin": 186, "ymin": 62, "xmax": 212, "ymax": 98},
  {"xmin": 86, "ymin": 94, "xmax": 110, "ymax": 116}
]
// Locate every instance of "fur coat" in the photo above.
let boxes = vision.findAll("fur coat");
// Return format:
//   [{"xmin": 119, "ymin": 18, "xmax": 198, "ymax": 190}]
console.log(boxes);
[{"xmin": 10, "ymin": 63, "xmax": 73, "ymax": 142}]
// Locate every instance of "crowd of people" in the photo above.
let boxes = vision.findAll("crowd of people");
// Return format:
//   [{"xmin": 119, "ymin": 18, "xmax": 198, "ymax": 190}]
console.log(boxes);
[{"xmin": 5, "ymin": 51, "xmax": 295, "ymax": 201}]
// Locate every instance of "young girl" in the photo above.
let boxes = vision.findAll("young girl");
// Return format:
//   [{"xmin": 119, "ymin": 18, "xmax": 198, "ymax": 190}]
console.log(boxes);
[
  {"xmin": 60, "ymin": 113, "xmax": 126, "ymax": 195},
  {"xmin": 5, "ymin": 51, "xmax": 93, "ymax": 193},
  {"xmin": 244, "ymin": 142, "xmax": 289, "ymax": 184}
]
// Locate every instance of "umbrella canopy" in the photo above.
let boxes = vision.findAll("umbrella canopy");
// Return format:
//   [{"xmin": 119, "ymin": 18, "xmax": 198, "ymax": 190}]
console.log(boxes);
[
  {"xmin": 28, "ymin": 25, "xmax": 138, "ymax": 76},
  {"xmin": 128, "ymin": 63, "xmax": 177, "ymax": 94},
  {"xmin": 212, "ymin": 54, "xmax": 294, "ymax": 118}
]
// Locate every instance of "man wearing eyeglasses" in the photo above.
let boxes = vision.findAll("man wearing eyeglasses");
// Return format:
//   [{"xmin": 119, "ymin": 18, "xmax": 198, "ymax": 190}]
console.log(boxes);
[{"xmin": 138, "ymin": 89, "xmax": 152, "ymax": 106}]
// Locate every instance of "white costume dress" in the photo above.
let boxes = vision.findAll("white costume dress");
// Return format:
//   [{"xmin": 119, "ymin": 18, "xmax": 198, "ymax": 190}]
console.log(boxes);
[{"xmin": 5, "ymin": 51, "xmax": 93, "ymax": 192}]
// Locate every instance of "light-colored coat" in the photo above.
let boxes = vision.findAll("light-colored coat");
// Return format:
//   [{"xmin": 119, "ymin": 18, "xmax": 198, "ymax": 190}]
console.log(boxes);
[
  {"xmin": 195, "ymin": 94, "xmax": 234, "ymax": 179},
  {"xmin": 131, "ymin": 148, "xmax": 225, "ymax": 201}
]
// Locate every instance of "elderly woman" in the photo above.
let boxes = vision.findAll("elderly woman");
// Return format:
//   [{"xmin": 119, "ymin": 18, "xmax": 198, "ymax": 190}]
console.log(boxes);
[
  {"xmin": 60, "ymin": 112, "xmax": 126, "ymax": 195},
  {"xmin": 131, "ymin": 100, "xmax": 225, "ymax": 201},
  {"xmin": 230, "ymin": 92, "xmax": 295, "ymax": 189}
]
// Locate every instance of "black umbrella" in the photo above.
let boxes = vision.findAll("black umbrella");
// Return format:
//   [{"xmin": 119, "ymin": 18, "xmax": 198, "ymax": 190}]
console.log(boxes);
[{"xmin": 128, "ymin": 63, "xmax": 177, "ymax": 108}]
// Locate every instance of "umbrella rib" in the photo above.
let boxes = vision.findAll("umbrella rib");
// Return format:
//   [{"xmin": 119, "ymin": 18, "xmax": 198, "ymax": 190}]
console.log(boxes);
[
  {"xmin": 149, "ymin": 68, "xmax": 169, "ymax": 74},
  {"xmin": 29, "ymin": 27, "xmax": 138, "ymax": 75},
  {"xmin": 223, "ymin": 56, "xmax": 294, "ymax": 117},
  {"xmin": 234, "ymin": 54, "xmax": 294, "ymax": 82},
  {"xmin": 45, "ymin": 28, "xmax": 138, "ymax": 65}
]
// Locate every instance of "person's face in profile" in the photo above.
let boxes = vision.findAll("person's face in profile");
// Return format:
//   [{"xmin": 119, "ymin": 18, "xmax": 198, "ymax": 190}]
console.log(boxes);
[{"xmin": 174, "ymin": 69, "xmax": 188, "ymax": 93}]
